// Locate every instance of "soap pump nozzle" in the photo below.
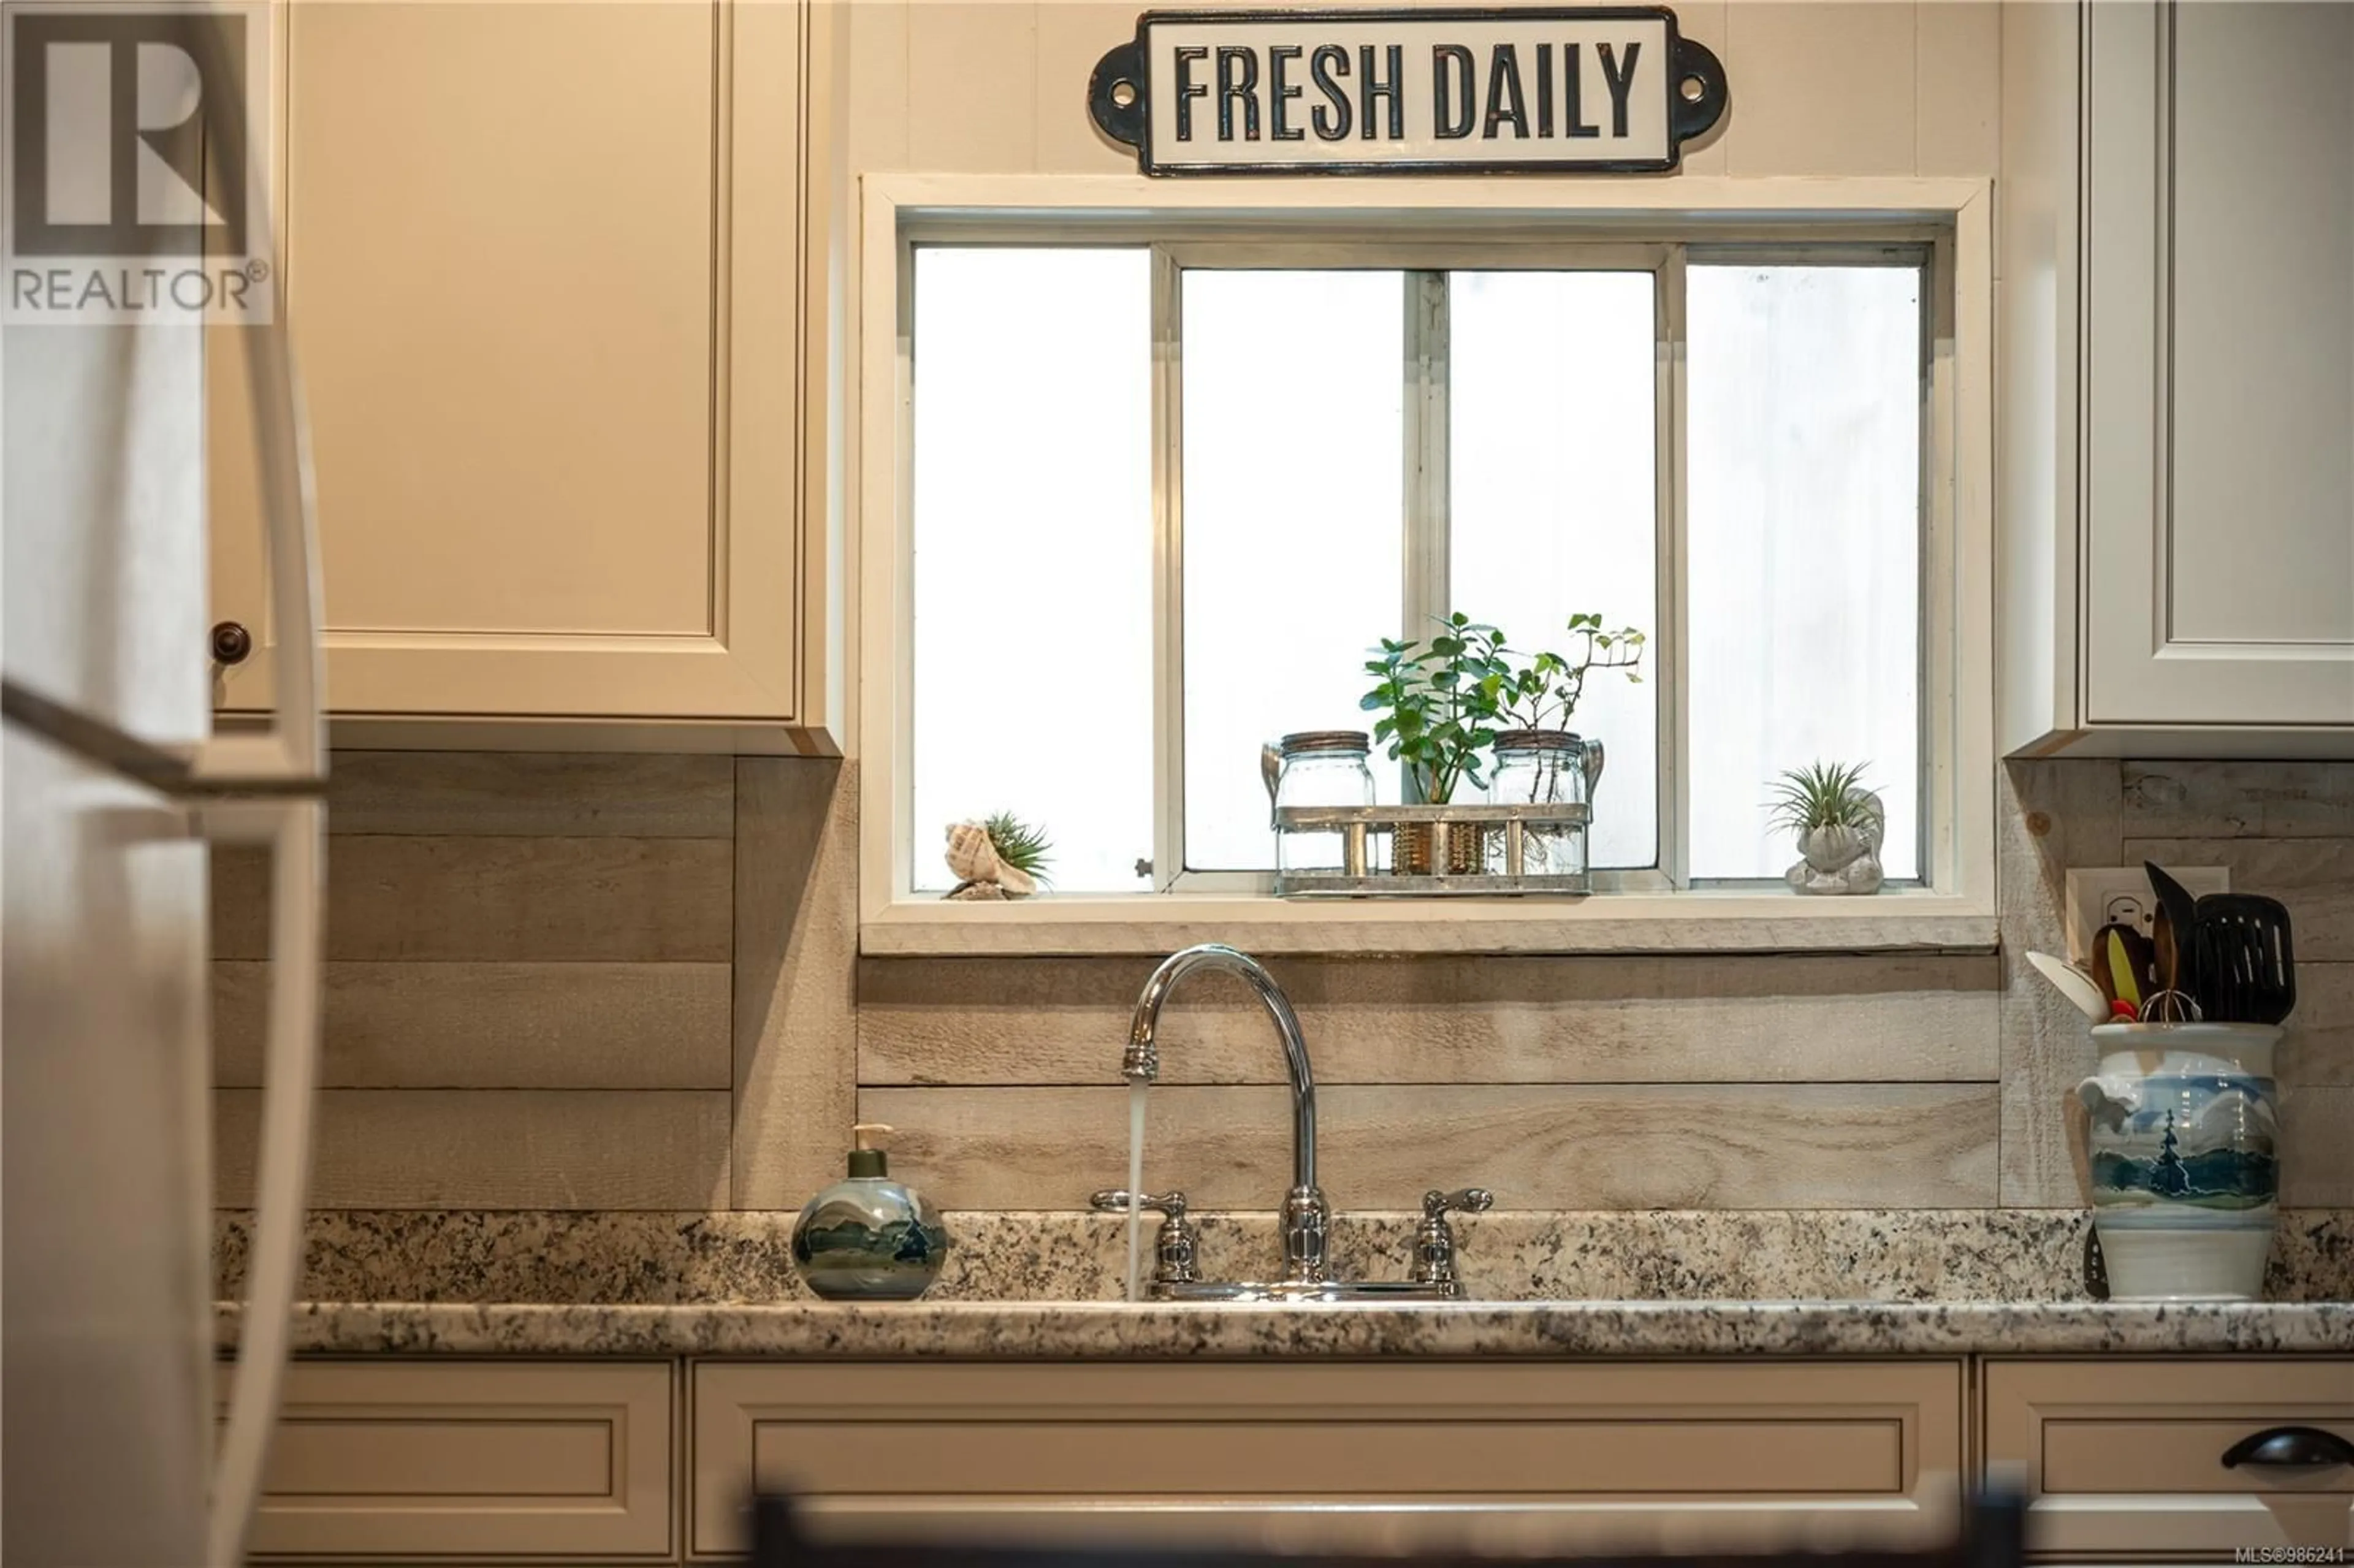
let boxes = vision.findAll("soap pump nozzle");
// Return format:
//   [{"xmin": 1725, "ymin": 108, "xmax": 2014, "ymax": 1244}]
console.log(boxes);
[{"xmin": 848, "ymin": 1122, "xmax": 893, "ymax": 1179}]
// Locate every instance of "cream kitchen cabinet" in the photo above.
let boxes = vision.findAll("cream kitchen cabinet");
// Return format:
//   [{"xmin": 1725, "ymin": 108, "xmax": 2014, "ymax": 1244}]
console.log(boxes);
[
  {"xmin": 209, "ymin": 1, "xmax": 845, "ymax": 752},
  {"xmin": 1999, "ymin": 0, "xmax": 2354, "ymax": 757},
  {"xmin": 687, "ymin": 1360, "xmax": 1967, "ymax": 1559},
  {"xmin": 1985, "ymin": 1358, "xmax": 2354, "ymax": 1552},
  {"xmin": 229, "ymin": 1360, "xmax": 677, "ymax": 1559}
]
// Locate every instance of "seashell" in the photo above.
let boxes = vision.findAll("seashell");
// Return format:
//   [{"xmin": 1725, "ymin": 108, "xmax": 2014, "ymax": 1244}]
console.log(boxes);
[
  {"xmin": 945, "ymin": 879, "xmax": 1008, "ymax": 901},
  {"xmin": 993, "ymin": 862, "xmax": 1037, "ymax": 899},
  {"xmin": 944, "ymin": 821, "xmax": 1003, "ymax": 885}
]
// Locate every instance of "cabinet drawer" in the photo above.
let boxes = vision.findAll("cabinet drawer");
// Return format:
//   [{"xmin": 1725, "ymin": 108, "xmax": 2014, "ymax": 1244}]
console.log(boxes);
[
  {"xmin": 690, "ymin": 1360, "xmax": 1963, "ymax": 1559},
  {"xmin": 229, "ymin": 1360, "xmax": 674, "ymax": 1559},
  {"xmin": 1985, "ymin": 1358, "xmax": 2354, "ymax": 1552}
]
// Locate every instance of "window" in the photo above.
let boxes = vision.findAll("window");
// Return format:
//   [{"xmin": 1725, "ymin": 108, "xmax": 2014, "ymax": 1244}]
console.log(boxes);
[
  {"xmin": 909, "ymin": 248, "xmax": 1154, "ymax": 893},
  {"xmin": 907, "ymin": 232, "xmax": 1940, "ymax": 897}
]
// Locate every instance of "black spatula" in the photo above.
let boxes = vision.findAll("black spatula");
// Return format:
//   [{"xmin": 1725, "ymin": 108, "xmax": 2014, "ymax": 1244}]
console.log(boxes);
[
  {"xmin": 2144, "ymin": 861, "xmax": 2205, "ymax": 1021},
  {"xmin": 2193, "ymin": 892, "xmax": 2297, "ymax": 1025}
]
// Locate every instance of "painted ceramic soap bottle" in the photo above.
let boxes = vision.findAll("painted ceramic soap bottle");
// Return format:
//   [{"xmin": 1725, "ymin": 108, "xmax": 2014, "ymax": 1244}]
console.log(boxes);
[{"xmin": 791, "ymin": 1123, "xmax": 951, "ymax": 1301}]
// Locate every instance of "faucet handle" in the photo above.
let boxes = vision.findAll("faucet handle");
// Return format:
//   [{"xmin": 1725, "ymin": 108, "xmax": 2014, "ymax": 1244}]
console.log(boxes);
[
  {"xmin": 1091, "ymin": 1189, "xmax": 1187, "ymax": 1219},
  {"xmin": 1412, "ymin": 1188, "xmax": 1492, "ymax": 1296},
  {"xmin": 1422, "ymin": 1187, "xmax": 1494, "ymax": 1219},
  {"xmin": 1089, "ymin": 1190, "xmax": 1198, "ymax": 1288}
]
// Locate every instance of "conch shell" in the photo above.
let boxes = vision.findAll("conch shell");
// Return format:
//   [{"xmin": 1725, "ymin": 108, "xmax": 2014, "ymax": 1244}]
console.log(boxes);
[
  {"xmin": 943, "ymin": 821, "xmax": 1035, "ymax": 899},
  {"xmin": 945, "ymin": 821, "xmax": 1002, "ymax": 882}
]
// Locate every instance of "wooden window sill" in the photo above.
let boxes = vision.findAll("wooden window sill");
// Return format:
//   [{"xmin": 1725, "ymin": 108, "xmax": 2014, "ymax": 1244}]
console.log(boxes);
[{"xmin": 859, "ymin": 889, "xmax": 1997, "ymax": 957}]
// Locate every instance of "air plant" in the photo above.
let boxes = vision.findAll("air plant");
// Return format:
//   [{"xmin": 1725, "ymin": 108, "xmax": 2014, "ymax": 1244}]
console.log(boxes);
[
  {"xmin": 982, "ymin": 811, "xmax": 1053, "ymax": 886},
  {"xmin": 1766, "ymin": 761, "xmax": 1880, "ymax": 837}
]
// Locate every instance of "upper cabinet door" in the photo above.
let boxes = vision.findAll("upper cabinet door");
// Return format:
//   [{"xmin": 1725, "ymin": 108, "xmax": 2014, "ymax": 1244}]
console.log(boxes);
[
  {"xmin": 210, "ymin": 1, "xmax": 832, "ymax": 740},
  {"xmin": 2083, "ymin": 0, "xmax": 2354, "ymax": 729}
]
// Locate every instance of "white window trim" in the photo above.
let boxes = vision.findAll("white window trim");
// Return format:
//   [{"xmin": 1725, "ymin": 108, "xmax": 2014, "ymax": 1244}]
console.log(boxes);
[{"xmin": 855, "ymin": 173, "xmax": 1997, "ymax": 957}]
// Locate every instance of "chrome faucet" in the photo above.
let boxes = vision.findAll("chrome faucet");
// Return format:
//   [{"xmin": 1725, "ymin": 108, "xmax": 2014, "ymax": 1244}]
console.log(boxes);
[{"xmin": 1123, "ymin": 943, "xmax": 1330, "ymax": 1284}]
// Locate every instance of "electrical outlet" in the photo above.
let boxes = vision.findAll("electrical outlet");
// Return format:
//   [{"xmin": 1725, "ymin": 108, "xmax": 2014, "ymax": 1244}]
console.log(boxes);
[{"xmin": 2065, "ymin": 865, "xmax": 2231, "ymax": 965}]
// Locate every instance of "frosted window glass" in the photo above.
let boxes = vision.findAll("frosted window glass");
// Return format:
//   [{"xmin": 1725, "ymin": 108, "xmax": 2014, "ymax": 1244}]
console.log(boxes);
[
  {"xmin": 1183, "ymin": 270, "xmax": 1404, "ymax": 872},
  {"xmin": 1686, "ymin": 264, "xmax": 1923, "ymax": 881},
  {"xmin": 911, "ymin": 248, "xmax": 1154, "ymax": 892},
  {"xmin": 1450, "ymin": 270, "xmax": 1660, "ymax": 869}
]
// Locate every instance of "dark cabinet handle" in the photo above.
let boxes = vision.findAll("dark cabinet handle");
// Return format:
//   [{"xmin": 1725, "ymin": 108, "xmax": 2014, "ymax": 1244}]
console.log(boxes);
[
  {"xmin": 2221, "ymin": 1426, "xmax": 2354, "ymax": 1470},
  {"xmin": 211, "ymin": 621, "xmax": 253, "ymax": 665}
]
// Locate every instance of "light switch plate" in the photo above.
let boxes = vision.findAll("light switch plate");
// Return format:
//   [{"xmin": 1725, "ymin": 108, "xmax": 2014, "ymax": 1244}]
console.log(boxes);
[{"xmin": 2065, "ymin": 864, "xmax": 2231, "ymax": 966}]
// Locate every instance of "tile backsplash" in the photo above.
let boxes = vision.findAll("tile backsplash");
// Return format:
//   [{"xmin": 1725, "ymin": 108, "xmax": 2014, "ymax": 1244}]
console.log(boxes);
[{"xmin": 208, "ymin": 755, "xmax": 2350, "ymax": 1214}]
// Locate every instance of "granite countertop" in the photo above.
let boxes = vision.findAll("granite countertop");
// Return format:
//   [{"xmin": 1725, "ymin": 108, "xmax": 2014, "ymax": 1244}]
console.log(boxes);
[{"xmin": 220, "ymin": 1298, "xmax": 2354, "ymax": 1358}]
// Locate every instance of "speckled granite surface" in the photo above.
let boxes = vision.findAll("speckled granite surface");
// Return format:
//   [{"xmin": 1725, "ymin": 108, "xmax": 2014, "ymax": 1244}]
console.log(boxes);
[
  {"xmin": 215, "ymin": 1298, "xmax": 2354, "ymax": 1358},
  {"xmin": 216, "ymin": 1208, "xmax": 2354, "ymax": 1306}
]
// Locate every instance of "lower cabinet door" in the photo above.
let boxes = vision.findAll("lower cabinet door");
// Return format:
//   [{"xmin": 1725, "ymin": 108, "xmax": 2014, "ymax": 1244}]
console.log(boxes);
[
  {"xmin": 230, "ymin": 1360, "xmax": 676, "ymax": 1559},
  {"xmin": 1985, "ymin": 1358, "xmax": 2354, "ymax": 1551},
  {"xmin": 689, "ymin": 1360, "xmax": 1965, "ymax": 1559}
]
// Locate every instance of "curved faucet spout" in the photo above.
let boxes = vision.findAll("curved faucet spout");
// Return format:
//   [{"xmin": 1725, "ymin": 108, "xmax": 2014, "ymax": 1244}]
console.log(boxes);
[{"xmin": 1124, "ymin": 944, "xmax": 1327, "ymax": 1280}]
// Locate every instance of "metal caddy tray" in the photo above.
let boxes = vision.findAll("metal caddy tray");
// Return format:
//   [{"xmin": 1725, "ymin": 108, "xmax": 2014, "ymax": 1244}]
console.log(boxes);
[{"xmin": 1273, "ymin": 802, "xmax": 1593, "ymax": 896}]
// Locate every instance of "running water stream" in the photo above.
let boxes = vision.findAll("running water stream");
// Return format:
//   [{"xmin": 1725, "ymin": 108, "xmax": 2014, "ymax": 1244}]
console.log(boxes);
[{"xmin": 1125, "ymin": 1080, "xmax": 1148, "ymax": 1303}]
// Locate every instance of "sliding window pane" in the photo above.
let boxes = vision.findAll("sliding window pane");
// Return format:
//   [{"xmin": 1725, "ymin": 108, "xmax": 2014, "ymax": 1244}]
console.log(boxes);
[
  {"xmin": 1183, "ymin": 270, "xmax": 1404, "ymax": 872},
  {"xmin": 1686, "ymin": 263, "xmax": 1923, "ymax": 881},
  {"xmin": 1450, "ymin": 270, "xmax": 1659, "ymax": 870},
  {"xmin": 912, "ymin": 248, "xmax": 1153, "ymax": 892}
]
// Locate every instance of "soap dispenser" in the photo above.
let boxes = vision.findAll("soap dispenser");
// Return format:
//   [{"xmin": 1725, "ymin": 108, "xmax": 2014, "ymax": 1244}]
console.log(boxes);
[{"xmin": 790, "ymin": 1123, "xmax": 950, "ymax": 1301}]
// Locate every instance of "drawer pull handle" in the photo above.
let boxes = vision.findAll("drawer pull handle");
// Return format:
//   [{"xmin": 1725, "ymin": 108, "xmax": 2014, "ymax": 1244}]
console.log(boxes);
[{"xmin": 2222, "ymin": 1426, "xmax": 2354, "ymax": 1470}]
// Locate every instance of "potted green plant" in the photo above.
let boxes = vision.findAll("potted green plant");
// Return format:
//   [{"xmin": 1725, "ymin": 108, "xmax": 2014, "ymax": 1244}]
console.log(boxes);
[
  {"xmin": 1767, "ymin": 761, "xmax": 1885, "ymax": 895},
  {"xmin": 1360, "ymin": 614, "xmax": 1510, "ymax": 873},
  {"xmin": 1493, "ymin": 614, "xmax": 1646, "ymax": 805}
]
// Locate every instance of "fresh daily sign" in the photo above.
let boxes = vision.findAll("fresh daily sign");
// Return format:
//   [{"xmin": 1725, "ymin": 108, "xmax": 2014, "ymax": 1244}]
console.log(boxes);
[{"xmin": 1087, "ymin": 7, "xmax": 1727, "ymax": 175}]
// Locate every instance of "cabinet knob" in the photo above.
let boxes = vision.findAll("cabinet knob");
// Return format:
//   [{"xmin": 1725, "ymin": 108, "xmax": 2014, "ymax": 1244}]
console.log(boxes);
[{"xmin": 211, "ymin": 620, "xmax": 253, "ymax": 666}]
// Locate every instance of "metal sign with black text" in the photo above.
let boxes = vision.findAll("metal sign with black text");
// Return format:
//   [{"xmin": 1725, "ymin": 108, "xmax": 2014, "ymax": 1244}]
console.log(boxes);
[{"xmin": 1089, "ymin": 7, "xmax": 1726, "ymax": 175}]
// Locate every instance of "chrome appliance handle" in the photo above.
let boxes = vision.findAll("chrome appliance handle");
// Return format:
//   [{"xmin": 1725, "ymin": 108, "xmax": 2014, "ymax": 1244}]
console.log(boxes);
[
  {"xmin": 199, "ymin": 798, "xmax": 322, "ymax": 1568},
  {"xmin": 188, "ymin": 177, "xmax": 324, "ymax": 791},
  {"xmin": 188, "ymin": 12, "xmax": 327, "ymax": 1566}
]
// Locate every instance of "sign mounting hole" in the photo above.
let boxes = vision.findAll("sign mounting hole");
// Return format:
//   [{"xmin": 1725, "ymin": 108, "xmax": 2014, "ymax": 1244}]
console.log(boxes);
[
  {"xmin": 1680, "ymin": 74, "xmax": 1707, "ymax": 103},
  {"xmin": 1110, "ymin": 78, "xmax": 1137, "ymax": 108}
]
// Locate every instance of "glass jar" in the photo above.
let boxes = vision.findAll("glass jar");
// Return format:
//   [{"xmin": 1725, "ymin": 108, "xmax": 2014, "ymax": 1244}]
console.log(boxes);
[
  {"xmin": 1263, "ymin": 730, "xmax": 1377, "ymax": 879},
  {"xmin": 1487, "ymin": 729, "xmax": 1602, "ymax": 878}
]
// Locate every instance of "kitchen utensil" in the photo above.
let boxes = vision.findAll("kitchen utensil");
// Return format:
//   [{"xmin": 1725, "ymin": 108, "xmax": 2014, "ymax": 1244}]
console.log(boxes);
[
  {"xmin": 2027, "ymin": 950, "xmax": 2110, "ymax": 1022},
  {"xmin": 2192, "ymin": 892, "xmax": 2298, "ymax": 1024},
  {"xmin": 2095, "ymin": 923, "xmax": 2155, "ymax": 1014},
  {"xmin": 2188, "ymin": 904, "xmax": 2238, "ymax": 1022},
  {"xmin": 2144, "ymin": 862, "xmax": 2205, "ymax": 1022}
]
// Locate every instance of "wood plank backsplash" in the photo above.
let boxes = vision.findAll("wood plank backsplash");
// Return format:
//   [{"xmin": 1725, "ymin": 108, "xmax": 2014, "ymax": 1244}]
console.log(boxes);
[
  {"xmin": 209, "ymin": 753, "xmax": 750, "ymax": 1210},
  {"xmin": 207, "ymin": 754, "xmax": 2352, "ymax": 1212}
]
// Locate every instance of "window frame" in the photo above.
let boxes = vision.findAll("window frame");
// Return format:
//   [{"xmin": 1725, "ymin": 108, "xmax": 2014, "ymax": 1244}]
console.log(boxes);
[
  {"xmin": 1156, "ymin": 240, "xmax": 1682, "ymax": 896},
  {"xmin": 858, "ymin": 174, "xmax": 1996, "ymax": 957}
]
